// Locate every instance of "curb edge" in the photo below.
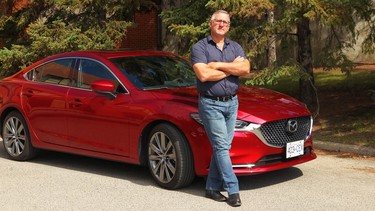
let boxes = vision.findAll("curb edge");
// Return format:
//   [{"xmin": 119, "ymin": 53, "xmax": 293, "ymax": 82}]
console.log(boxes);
[{"xmin": 314, "ymin": 141, "xmax": 375, "ymax": 157}]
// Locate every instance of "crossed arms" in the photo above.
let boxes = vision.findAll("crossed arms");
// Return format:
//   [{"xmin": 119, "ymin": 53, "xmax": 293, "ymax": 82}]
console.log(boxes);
[{"xmin": 193, "ymin": 56, "xmax": 250, "ymax": 82}]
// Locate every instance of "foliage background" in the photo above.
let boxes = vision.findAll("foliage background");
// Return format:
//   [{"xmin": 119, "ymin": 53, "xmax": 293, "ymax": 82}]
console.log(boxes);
[
  {"xmin": 0, "ymin": 0, "xmax": 157, "ymax": 76},
  {"xmin": 161, "ymin": 0, "xmax": 375, "ymax": 110},
  {"xmin": 1, "ymin": 0, "xmax": 374, "ymax": 108}
]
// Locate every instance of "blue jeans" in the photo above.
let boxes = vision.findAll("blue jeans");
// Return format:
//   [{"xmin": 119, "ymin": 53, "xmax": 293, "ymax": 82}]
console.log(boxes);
[{"xmin": 199, "ymin": 95, "xmax": 239, "ymax": 195}]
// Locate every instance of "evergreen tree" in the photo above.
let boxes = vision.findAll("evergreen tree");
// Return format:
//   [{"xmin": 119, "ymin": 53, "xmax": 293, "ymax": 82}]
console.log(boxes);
[{"xmin": 0, "ymin": 0, "xmax": 156, "ymax": 76}]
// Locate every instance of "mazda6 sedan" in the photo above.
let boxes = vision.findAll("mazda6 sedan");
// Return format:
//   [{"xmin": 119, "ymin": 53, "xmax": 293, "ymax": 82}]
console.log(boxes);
[{"xmin": 0, "ymin": 50, "xmax": 316, "ymax": 189}]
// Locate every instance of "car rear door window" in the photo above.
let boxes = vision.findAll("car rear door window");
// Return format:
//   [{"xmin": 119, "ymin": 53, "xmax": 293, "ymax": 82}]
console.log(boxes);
[{"xmin": 32, "ymin": 59, "xmax": 74, "ymax": 86}]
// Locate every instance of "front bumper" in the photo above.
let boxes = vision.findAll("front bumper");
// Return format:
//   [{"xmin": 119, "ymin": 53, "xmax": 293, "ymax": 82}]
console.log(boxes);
[{"xmin": 193, "ymin": 131, "xmax": 317, "ymax": 176}]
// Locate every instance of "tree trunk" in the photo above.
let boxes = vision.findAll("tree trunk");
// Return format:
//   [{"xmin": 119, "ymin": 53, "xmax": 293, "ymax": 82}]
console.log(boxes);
[
  {"xmin": 267, "ymin": 10, "xmax": 276, "ymax": 66},
  {"xmin": 161, "ymin": 0, "xmax": 183, "ymax": 52},
  {"xmin": 297, "ymin": 16, "xmax": 317, "ymax": 112}
]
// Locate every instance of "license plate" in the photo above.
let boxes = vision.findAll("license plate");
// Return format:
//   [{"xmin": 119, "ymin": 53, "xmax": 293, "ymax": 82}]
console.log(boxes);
[{"xmin": 286, "ymin": 140, "xmax": 304, "ymax": 158}]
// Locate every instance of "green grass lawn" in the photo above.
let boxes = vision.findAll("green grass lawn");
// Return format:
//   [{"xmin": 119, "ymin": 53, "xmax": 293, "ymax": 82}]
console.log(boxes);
[{"xmin": 247, "ymin": 69, "xmax": 375, "ymax": 148}]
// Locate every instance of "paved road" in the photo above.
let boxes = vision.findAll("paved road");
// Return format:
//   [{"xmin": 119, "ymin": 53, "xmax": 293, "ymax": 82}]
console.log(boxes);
[{"xmin": 1, "ymin": 143, "xmax": 375, "ymax": 211}]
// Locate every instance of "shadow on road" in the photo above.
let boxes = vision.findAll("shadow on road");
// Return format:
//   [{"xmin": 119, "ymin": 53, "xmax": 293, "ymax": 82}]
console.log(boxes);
[
  {"xmin": 239, "ymin": 167, "xmax": 303, "ymax": 190},
  {"xmin": 0, "ymin": 141, "xmax": 303, "ymax": 197},
  {"xmin": 181, "ymin": 166, "xmax": 303, "ymax": 198},
  {"xmin": 0, "ymin": 143, "xmax": 154, "ymax": 187}
]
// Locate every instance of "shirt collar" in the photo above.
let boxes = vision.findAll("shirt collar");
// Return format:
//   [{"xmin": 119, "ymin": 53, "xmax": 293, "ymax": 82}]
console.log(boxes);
[{"xmin": 207, "ymin": 35, "xmax": 230, "ymax": 46}]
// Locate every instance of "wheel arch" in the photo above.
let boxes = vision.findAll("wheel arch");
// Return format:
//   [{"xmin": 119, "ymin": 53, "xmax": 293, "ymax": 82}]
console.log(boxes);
[
  {"xmin": 1, "ymin": 107, "xmax": 39, "ymax": 160},
  {"xmin": 0, "ymin": 107, "xmax": 22, "ymax": 135}
]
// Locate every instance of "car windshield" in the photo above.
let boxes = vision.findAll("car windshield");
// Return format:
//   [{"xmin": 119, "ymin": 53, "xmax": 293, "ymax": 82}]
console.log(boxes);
[{"xmin": 110, "ymin": 55, "xmax": 196, "ymax": 90}]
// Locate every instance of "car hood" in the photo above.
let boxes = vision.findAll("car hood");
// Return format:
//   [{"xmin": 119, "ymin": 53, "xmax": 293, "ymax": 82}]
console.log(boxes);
[
  {"xmin": 149, "ymin": 86, "xmax": 311, "ymax": 124},
  {"xmin": 236, "ymin": 86, "xmax": 311, "ymax": 124}
]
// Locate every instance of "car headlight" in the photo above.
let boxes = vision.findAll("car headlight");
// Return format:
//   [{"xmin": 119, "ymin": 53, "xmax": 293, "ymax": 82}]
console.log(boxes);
[
  {"xmin": 190, "ymin": 113, "xmax": 261, "ymax": 132},
  {"xmin": 235, "ymin": 120, "xmax": 261, "ymax": 132}
]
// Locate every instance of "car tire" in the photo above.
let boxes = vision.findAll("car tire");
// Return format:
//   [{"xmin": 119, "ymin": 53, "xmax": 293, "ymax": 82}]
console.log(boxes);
[
  {"xmin": 2, "ymin": 111, "xmax": 38, "ymax": 161},
  {"xmin": 147, "ymin": 123, "xmax": 195, "ymax": 189}
]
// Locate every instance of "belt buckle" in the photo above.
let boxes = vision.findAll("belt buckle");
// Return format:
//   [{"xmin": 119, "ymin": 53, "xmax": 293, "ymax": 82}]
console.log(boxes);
[{"xmin": 222, "ymin": 96, "xmax": 232, "ymax": 101}]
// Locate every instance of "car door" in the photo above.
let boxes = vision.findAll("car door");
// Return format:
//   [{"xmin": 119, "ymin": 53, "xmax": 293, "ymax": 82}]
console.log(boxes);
[
  {"xmin": 21, "ymin": 58, "xmax": 75, "ymax": 146},
  {"xmin": 66, "ymin": 58, "xmax": 130, "ymax": 156}
]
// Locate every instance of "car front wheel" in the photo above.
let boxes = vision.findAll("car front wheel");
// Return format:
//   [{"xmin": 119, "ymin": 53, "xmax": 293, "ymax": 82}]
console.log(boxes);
[
  {"xmin": 147, "ymin": 123, "xmax": 195, "ymax": 189},
  {"xmin": 2, "ymin": 111, "xmax": 38, "ymax": 161}
]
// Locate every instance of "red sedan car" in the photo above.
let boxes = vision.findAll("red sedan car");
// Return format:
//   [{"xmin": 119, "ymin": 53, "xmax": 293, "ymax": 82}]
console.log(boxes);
[{"xmin": 0, "ymin": 50, "xmax": 316, "ymax": 189}]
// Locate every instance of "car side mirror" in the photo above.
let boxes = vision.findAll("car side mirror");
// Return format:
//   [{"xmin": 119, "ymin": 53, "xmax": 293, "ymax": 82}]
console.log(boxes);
[{"xmin": 91, "ymin": 80, "xmax": 117, "ymax": 100}]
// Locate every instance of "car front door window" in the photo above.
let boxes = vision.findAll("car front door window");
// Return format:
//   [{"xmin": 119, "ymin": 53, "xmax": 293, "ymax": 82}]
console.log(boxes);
[{"xmin": 77, "ymin": 59, "xmax": 122, "ymax": 92}]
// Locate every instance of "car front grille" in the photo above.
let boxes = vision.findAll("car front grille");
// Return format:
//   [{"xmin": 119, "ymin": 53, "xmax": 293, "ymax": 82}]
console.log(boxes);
[{"xmin": 259, "ymin": 116, "xmax": 312, "ymax": 147}]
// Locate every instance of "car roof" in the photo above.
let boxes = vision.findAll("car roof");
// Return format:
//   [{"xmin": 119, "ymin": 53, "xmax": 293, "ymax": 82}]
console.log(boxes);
[
  {"xmin": 50, "ymin": 50, "xmax": 179, "ymax": 60},
  {"xmin": 11, "ymin": 50, "xmax": 184, "ymax": 79},
  {"xmin": 11, "ymin": 50, "xmax": 185, "ymax": 78}
]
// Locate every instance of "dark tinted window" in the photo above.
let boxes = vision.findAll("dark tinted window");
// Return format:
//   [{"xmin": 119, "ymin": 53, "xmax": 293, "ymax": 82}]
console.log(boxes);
[
  {"xmin": 110, "ymin": 56, "xmax": 196, "ymax": 90},
  {"xmin": 31, "ymin": 59, "xmax": 74, "ymax": 86},
  {"xmin": 77, "ymin": 59, "xmax": 125, "ymax": 93}
]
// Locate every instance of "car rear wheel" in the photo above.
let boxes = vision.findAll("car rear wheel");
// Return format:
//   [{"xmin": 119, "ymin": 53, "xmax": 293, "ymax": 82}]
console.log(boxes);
[
  {"xmin": 2, "ymin": 111, "xmax": 38, "ymax": 161},
  {"xmin": 147, "ymin": 123, "xmax": 195, "ymax": 189}
]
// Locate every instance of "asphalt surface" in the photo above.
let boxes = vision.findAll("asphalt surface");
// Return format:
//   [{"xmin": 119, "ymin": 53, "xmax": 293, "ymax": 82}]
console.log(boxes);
[{"xmin": 1, "ymin": 143, "xmax": 375, "ymax": 211}]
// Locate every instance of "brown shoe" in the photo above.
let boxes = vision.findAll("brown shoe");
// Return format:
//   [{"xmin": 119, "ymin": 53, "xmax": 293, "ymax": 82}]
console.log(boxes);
[
  {"xmin": 205, "ymin": 190, "xmax": 227, "ymax": 202},
  {"xmin": 228, "ymin": 193, "xmax": 241, "ymax": 207}
]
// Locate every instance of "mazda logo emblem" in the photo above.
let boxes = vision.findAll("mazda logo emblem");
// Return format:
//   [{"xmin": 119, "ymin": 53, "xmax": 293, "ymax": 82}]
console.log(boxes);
[{"xmin": 287, "ymin": 119, "xmax": 298, "ymax": 133}]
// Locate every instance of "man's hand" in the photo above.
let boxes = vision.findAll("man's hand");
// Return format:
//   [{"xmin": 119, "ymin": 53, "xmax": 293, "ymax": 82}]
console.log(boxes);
[{"xmin": 233, "ymin": 56, "xmax": 245, "ymax": 62}]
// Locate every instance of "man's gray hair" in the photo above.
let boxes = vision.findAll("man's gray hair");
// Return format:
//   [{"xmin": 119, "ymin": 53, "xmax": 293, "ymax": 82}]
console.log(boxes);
[{"xmin": 210, "ymin": 10, "xmax": 230, "ymax": 20}]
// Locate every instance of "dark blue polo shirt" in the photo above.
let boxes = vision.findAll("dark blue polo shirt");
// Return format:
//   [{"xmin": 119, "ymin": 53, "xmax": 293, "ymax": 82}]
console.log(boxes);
[{"xmin": 190, "ymin": 35, "xmax": 247, "ymax": 97}]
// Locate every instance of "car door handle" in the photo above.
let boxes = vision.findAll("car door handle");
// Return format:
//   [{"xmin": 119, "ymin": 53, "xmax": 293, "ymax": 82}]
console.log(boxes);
[
  {"xmin": 69, "ymin": 99, "xmax": 83, "ymax": 107},
  {"xmin": 22, "ymin": 89, "xmax": 34, "ymax": 97}
]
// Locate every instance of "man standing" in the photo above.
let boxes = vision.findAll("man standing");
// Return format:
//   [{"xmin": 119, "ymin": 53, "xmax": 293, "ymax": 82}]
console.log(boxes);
[{"xmin": 190, "ymin": 10, "xmax": 250, "ymax": 207}]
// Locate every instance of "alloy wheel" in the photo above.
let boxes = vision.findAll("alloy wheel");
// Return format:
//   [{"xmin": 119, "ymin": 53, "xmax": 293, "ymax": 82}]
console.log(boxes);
[
  {"xmin": 3, "ymin": 116, "xmax": 26, "ymax": 157},
  {"xmin": 148, "ymin": 131, "xmax": 177, "ymax": 184}
]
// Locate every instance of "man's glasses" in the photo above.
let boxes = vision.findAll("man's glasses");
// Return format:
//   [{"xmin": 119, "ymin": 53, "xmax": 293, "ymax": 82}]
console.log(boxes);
[{"xmin": 212, "ymin": 19, "xmax": 230, "ymax": 26}]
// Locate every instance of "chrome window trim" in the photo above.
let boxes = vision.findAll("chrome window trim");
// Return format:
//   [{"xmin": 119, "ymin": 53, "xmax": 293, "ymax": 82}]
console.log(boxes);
[{"xmin": 23, "ymin": 56, "xmax": 130, "ymax": 95}]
